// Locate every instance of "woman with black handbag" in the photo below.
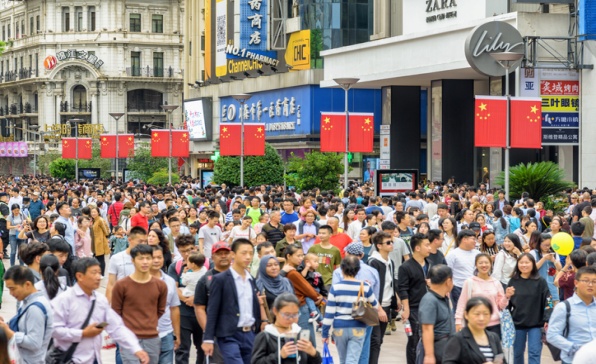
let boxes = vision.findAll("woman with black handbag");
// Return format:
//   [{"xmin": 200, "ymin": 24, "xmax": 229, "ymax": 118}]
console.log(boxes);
[{"xmin": 322, "ymin": 255, "xmax": 379, "ymax": 364}]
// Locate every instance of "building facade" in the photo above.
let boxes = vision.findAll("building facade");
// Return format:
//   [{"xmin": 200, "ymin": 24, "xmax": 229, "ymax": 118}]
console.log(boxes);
[{"xmin": 0, "ymin": 0, "xmax": 184, "ymax": 176}]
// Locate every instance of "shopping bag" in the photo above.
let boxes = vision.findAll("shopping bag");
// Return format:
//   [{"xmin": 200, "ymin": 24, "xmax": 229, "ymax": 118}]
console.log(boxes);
[{"xmin": 322, "ymin": 342, "xmax": 334, "ymax": 364}]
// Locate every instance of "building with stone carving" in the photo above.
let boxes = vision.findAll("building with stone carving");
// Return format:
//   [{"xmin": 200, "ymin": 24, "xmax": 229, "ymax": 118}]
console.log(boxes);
[{"xmin": 0, "ymin": 0, "xmax": 184, "ymax": 176}]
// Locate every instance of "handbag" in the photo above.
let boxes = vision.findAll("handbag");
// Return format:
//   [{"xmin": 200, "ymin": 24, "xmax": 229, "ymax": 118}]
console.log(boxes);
[
  {"xmin": 46, "ymin": 299, "xmax": 96, "ymax": 364},
  {"xmin": 322, "ymin": 342, "xmax": 334, "ymax": 364},
  {"xmin": 351, "ymin": 281, "xmax": 379, "ymax": 326}
]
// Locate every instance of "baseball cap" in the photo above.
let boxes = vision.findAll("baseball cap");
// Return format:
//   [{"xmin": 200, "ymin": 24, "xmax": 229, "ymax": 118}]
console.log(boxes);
[
  {"xmin": 344, "ymin": 242, "xmax": 364, "ymax": 256},
  {"xmin": 468, "ymin": 222, "xmax": 481, "ymax": 231},
  {"xmin": 212, "ymin": 241, "xmax": 231, "ymax": 254}
]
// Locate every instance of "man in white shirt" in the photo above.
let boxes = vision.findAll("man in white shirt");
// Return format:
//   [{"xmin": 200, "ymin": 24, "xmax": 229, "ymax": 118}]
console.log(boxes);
[
  {"xmin": 9, "ymin": 188, "xmax": 23, "ymax": 209},
  {"xmin": 445, "ymin": 229, "xmax": 479, "ymax": 308},
  {"xmin": 347, "ymin": 208, "xmax": 367, "ymax": 241}
]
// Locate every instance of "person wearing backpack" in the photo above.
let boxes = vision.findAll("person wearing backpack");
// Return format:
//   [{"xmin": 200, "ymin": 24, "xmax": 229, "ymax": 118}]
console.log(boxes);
[
  {"xmin": 0, "ymin": 265, "xmax": 54, "ymax": 363},
  {"xmin": 246, "ymin": 197, "xmax": 265, "ymax": 227},
  {"xmin": 7, "ymin": 204, "xmax": 27, "ymax": 266},
  {"xmin": 547, "ymin": 266, "xmax": 596, "ymax": 364}
]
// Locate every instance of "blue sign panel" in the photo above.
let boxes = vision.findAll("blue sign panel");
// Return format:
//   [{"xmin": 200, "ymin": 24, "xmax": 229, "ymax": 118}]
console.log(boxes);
[
  {"xmin": 541, "ymin": 112, "xmax": 579, "ymax": 128},
  {"xmin": 542, "ymin": 128, "xmax": 579, "ymax": 145},
  {"xmin": 220, "ymin": 85, "xmax": 382, "ymax": 137},
  {"xmin": 234, "ymin": 0, "xmax": 277, "ymax": 61}
]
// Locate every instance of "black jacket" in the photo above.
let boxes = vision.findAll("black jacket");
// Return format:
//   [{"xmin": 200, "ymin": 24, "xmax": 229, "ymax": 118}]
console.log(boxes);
[
  {"xmin": 250, "ymin": 325, "xmax": 322, "ymax": 364},
  {"xmin": 203, "ymin": 269, "xmax": 262, "ymax": 341},
  {"xmin": 397, "ymin": 257, "xmax": 432, "ymax": 308},
  {"xmin": 442, "ymin": 327, "xmax": 504, "ymax": 364},
  {"xmin": 368, "ymin": 253, "xmax": 397, "ymax": 307}
]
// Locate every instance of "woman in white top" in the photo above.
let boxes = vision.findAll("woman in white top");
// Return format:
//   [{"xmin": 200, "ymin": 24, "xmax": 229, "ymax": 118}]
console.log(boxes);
[
  {"xmin": 439, "ymin": 217, "xmax": 458, "ymax": 255},
  {"xmin": 492, "ymin": 234, "xmax": 523, "ymax": 287},
  {"xmin": 228, "ymin": 215, "xmax": 257, "ymax": 244},
  {"xmin": 34, "ymin": 254, "xmax": 68, "ymax": 301}
]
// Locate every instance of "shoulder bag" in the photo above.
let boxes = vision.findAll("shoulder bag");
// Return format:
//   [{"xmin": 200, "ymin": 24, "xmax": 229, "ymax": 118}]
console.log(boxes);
[
  {"xmin": 351, "ymin": 281, "xmax": 379, "ymax": 326},
  {"xmin": 46, "ymin": 299, "xmax": 96, "ymax": 364}
]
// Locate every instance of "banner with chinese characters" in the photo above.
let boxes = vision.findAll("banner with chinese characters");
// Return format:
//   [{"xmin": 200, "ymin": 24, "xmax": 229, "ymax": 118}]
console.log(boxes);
[
  {"xmin": 520, "ymin": 68, "xmax": 579, "ymax": 145},
  {"xmin": 44, "ymin": 123, "xmax": 104, "ymax": 140}
]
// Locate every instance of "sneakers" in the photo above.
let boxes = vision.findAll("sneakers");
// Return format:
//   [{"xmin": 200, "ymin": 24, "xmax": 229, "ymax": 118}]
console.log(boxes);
[
  {"xmin": 385, "ymin": 326, "xmax": 392, "ymax": 335},
  {"xmin": 390, "ymin": 318, "xmax": 397, "ymax": 332},
  {"xmin": 308, "ymin": 312, "xmax": 320, "ymax": 323}
]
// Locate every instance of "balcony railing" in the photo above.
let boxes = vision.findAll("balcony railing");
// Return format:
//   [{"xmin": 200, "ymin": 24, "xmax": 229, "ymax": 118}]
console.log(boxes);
[
  {"xmin": 59, "ymin": 101, "xmax": 92, "ymax": 113},
  {"xmin": 125, "ymin": 66, "xmax": 175, "ymax": 78},
  {"xmin": 127, "ymin": 100, "xmax": 162, "ymax": 112},
  {"xmin": 0, "ymin": 68, "xmax": 39, "ymax": 83}
]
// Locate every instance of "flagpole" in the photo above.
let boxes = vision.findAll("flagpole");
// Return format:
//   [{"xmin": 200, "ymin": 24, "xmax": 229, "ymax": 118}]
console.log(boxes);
[
  {"xmin": 334, "ymin": 78, "xmax": 359, "ymax": 191},
  {"xmin": 161, "ymin": 104, "xmax": 179, "ymax": 185},
  {"xmin": 490, "ymin": 52, "xmax": 523, "ymax": 201},
  {"xmin": 69, "ymin": 118, "xmax": 84, "ymax": 183},
  {"xmin": 232, "ymin": 94, "xmax": 252, "ymax": 188},
  {"xmin": 109, "ymin": 113, "xmax": 125, "ymax": 184}
]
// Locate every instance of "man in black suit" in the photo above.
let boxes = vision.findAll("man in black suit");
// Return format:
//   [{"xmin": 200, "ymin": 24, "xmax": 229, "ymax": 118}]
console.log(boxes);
[
  {"xmin": 201, "ymin": 238, "xmax": 264, "ymax": 364},
  {"xmin": 493, "ymin": 190, "xmax": 510, "ymax": 212}
]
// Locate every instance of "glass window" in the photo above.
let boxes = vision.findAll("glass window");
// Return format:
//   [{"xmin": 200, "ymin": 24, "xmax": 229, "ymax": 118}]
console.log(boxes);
[
  {"xmin": 153, "ymin": 52, "xmax": 163, "ymax": 77},
  {"xmin": 30, "ymin": 17, "xmax": 33, "ymax": 35},
  {"xmin": 88, "ymin": 7, "xmax": 96, "ymax": 31},
  {"xmin": 36, "ymin": 15, "xmax": 40, "ymax": 32},
  {"xmin": 2, "ymin": 26, "xmax": 5, "ymax": 41},
  {"xmin": 75, "ymin": 7, "xmax": 83, "ymax": 31},
  {"xmin": 62, "ymin": 7, "xmax": 70, "ymax": 32},
  {"xmin": 152, "ymin": 15, "xmax": 163, "ymax": 33},
  {"xmin": 131, "ymin": 51, "xmax": 141, "ymax": 76},
  {"xmin": 7, "ymin": 24, "xmax": 10, "ymax": 38},
  {"xmin": 16, "ymin": 22, "xmax": 19, "ymax": 38},
  {"xmin": 130, "ymin": 14, "xmax": 141, "ymax": 32},
  {"xmin": 21, "ymin": 20, "xmax": 24, "ymax": 36}
]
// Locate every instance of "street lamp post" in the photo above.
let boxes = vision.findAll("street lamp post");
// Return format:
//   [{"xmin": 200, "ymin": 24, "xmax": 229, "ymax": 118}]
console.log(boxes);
[
  {"xmin": 333, "ymin": 78, "xmax": 359, "ymax": 190},
  {"xmin": 160, "ymin": 104, "xmax": 179, "ymax": 185},
  {"xmin": 231, "ymin": 94, "xmax": 252, "ymax": 188},
  {"xmin": 69, "ymin": 118, "xmax": 85, "ymax": 183},
  {"xmin": 490, "ymin": 52, "xmax": 524, "ymax": 200},
  {"xmin": 29, "ymin": 125, "xmax": 39, "ymax": 178},
  {"xmin": 109, "ymin": 112, "xmax": 125, "ymax": 184}
]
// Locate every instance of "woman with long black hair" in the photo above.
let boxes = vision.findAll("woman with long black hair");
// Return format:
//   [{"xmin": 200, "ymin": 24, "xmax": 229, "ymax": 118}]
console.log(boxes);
[{"xmin": 35, "ymin": 254, "xmax": 68, "ymax": 300}]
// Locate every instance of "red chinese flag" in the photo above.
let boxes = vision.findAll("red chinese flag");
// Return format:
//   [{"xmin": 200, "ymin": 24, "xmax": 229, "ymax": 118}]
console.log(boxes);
[
  {"xmin": 62, "ymin": 138, "xmax": 92, "ymax": 159},
  {"xmin": 510, "ymin": 98, "xmax": 542, "ymax": 149},
  {"xmin": 100, "ymin": 134, "xmax": 135, "ymax": 158},
  {"xmin": 474, "ymin": 96, "xmax": 507, "ymax": 147},
  {"xmin": 220, "ymin": 123, "xmax": 242, "ymax": 156},
  {"xmin": 151, "ymin": 130, "xmax": 169, "ymax": 157},
  {"xmin": 349, "ymin": 113, "xmax": 374, "ymax": 153},
  {"xmin": 243, "ymin": 123, "xmax": 266, "ymax": 156},
  {"xmin": 320, "ymin": 112, "xmax": 346, "ymax": 152},
  {"xmin": 172, "ymin": 130, "xmax": 190, "ymax": 158}
]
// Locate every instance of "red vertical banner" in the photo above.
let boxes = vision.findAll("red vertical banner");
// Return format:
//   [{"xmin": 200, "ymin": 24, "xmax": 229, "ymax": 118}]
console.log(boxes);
[
  {"xmin": 349, "ymin": 113, "xmax": 374, "ymax": 153},
  {"xmin": 474, "ymin": 96, "xmax": 507, "ymax": 147},
  {"xmin": 243, "ymin": 123, "xmax": 266, "ymax": 156},
  {"xmin": 62, "ymin": 138, "xmax": 92, "ymax": 159},
  {"xmin": 151, "ymin": 130, "xmax": 169, "ymax": 157},
  {"xmin": 510, "ymin": 97, "xmax": 542, "ymax": 149},
  {"xmin": 172, "ymin": 130, "xmax": 190, "ymax": 157},
  {"xmin": 220, "ymin": 123, "xmax": 242, "ymax": 156},
  {"xmin": 320, "ymin": 112, "xmax": 346, "ymax": 152}
]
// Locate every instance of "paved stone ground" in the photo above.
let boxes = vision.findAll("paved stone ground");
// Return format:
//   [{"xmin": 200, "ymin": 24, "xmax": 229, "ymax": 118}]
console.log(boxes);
[{"xmin": 0, "ymin": 256, "xmax": 557, "ymax": 363}]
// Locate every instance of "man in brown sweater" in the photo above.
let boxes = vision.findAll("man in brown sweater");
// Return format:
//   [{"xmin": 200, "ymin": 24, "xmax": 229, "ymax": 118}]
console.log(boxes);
[{"xmin": 112, "ymin": 243, "xmax": 168, "ymax": 364}]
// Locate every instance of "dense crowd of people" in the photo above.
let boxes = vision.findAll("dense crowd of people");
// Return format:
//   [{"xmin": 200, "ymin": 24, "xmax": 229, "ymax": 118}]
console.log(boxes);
[{"xmin": 0, "ymin": 175, "xmax": 595, "ymax": 364}]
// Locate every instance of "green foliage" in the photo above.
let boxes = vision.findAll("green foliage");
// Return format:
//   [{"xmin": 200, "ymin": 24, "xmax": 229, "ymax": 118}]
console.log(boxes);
[
  {"xmin": 286, "ymin": 151, "xmax": 345, "ymax": 193},
  {"xmin": 38, "ymin": 151, "xmax": 62, "ymax": 176},
  {"xmin": 213, "ymin": 143, "xmax": 284, "ymax": 187},
  {"xmin": 125, "ymin": 142, "xmax": 169, "ymax": 182},
  {"xmin": 0, "ymin": 41, "xmax": 6, "ymax": 56},
  {"xmin": 541, "ymin": 194, "xmax": 570, "ymax": 215},
  {"xmin": 495, "ymin": 162, "xmax": 575, "ymax": 201},
  {"xmin": 49, "ymin": 159, "xmax": 75, "ymax": 179},
  {"xmin": 79, "ymin": 145, "xmax": 112, "ymax": 179},
  {"xmin": 310, "ymin": 29, "xmax": 323, "ymax": 69},
  {"xmin": 147, "ymin": 168, "xmax": 180, "ymax": 185}
]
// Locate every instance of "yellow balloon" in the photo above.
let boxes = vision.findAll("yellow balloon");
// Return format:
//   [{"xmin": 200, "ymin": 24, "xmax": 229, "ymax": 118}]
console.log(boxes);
[{"xmin": 551, "ymin": 232, "xmax": 575, "ymax": 256}]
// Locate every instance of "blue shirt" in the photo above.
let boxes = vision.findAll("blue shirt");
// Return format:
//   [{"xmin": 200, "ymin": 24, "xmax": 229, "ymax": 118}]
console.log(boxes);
[
  {"xmin": 332, "ymin": 261, "xmax": 380, "ymax": 299},
  {"xmin": 280, "ymin": 211, "xmax": 299, "ymax": 225},
  {"xmin": 56, "ymin": 216, "xmax": 75, "ymax": 255},
  {"xmin": 28, "ymin": 199, "xmax": 45, "ymax": 220},
  {"xmin": 547, "ymin": 293, "xmax": 596, "ymax": 363}
]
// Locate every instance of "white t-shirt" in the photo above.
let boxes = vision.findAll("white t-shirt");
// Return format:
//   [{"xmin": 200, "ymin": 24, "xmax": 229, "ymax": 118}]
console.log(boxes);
[
  {"xmin": 229, "ymin": 226, "xmax": 256, "ymax": 242},
  {"xmin": 445, "ymin": 248, "xmax": 480, "ymax": 287},
  {"xmin": 107, "ymin": 251, "xmax": 134, "ymax": 280},
  {"xmin": 198, "ymin": 225, "xmax": 222, "ymax": 258}
]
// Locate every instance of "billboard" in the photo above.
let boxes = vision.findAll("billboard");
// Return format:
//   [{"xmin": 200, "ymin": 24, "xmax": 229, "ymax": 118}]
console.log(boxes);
[
  {"xmin": 285, "ymin": 30, "xmax": 311, "ymax": 71},
  {"xmin": 374, "ymin": 169, "xmax": 419, "ymax": 197},
  {"xmin": 184, "ymin": 98, "xmax": 213, "ymax": 141}
]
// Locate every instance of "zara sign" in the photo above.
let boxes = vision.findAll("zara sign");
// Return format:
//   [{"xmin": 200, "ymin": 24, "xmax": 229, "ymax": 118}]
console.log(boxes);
[{"xmin": 464, "ymin": 21, "xmax": 524, "ymax": 77}]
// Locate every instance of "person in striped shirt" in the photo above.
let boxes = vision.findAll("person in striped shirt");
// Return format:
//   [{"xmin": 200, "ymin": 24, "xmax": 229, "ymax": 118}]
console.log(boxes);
[{"xmin": 322, "ymin": 255, "xmax": 379, "ymax": 364}]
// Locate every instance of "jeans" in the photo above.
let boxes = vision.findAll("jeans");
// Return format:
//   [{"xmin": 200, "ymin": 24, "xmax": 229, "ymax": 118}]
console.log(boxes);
[
  {"xmin": 298, "ymin": 304, "xmax": 316, "ymax": 347},
  {"xmin": 8, "ymin": 235, "xmax": 25, "ymax": 266},
  {"xmin": 159, "ymin": 332, "xmax": 174, "ymax": 364},
  {"xmin": 359, "ymin": 325, "xmax": 372, "ymax": 364},
  {"xmin": 406, "ymin": 309, "xmax": 421, "ymax": 364},
  {"xmin": 176, "ymin": 315, "xmax": 204, "ymax": 364},
  {"xmin": 370, "ymin": 306, "xmax": 391, "ymax": 364},
  {"xmin": 332, "ymin": 327, "xmax": 367, "ymax": 364},
  {"xmin": 121, "ymin": 336, "xmax": 161, "ymax": 364},
  {"xmin": 218, "ymin": 330, "xmax": 255, "ymax": 364},
  {"xmin": 305, "ymin": 297, "xmax": 322, "ymax": 320},
  {"xmin": 513, "ymin": 327, "xmax": 542, "ymax": 364},
  {"xmin": 450, "ymin": 286, "xmax": 462, "ymax": 311}
]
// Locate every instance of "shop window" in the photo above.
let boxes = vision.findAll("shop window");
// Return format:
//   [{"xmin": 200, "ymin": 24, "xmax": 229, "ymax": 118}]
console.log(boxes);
[
  {"xmin": 130, "ymin": 14, "xmax": 141, "ymax": 32},
  {"xmin": 153, "ymin": 52, "xmax": 163, "ymax": 77},
  {"xmin": 62, "ymin": 7, "xmax": 70, "ymax": 32},
  {"xmin": 131, "ymin": 51, "xmax": 141, "ymax": 76},
  {"xmin": 88, "ymin": 7, "xmax": 96, "ymax": 31},
  {"xmin": 152, "ymin": 15, "xmax": 163, "ymax": 33}
]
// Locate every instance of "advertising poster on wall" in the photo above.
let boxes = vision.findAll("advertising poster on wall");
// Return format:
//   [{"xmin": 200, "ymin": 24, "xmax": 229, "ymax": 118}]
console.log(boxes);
[
  {"xmin": 184, "ymin": 98, "xmax": 213, "ymax": 141},
  {"xmin": 374, "ymin": 169, "xmax": 418, "ymax": 196}
]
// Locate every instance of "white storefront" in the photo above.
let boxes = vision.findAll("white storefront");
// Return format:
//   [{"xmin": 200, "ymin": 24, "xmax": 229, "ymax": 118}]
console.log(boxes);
[{"xmin": 0, "ymin": 0, "xmax": 184, "ymax": 175}]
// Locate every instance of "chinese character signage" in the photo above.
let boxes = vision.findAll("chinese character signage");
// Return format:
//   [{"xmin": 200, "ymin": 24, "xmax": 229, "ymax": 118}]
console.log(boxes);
[
  {"xmin": 521, "ymin": 68, "xmax": 579, "ymax": 145},
  {"xmin": 44, "ymin": 123, "xmax": 104, "ymax": 139},
  {"xmin": 53, "ymin": 49, "xmax": 104, "ymax": 69},
  {"xmin": 228, "ymin": 0, "xmax": 277, "ymax": 64}
]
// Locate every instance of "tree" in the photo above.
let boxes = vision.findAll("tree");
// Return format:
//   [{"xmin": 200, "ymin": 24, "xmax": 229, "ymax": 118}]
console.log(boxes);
[
  {"xmin": 286, "ymin": 151, "xmax": 345, "ymax": 192},
  {"xmin": 126, "ymin": 142, "xmax": 169, "ymax": 182},
  {"xmin": 495, "ymin": 161, "xmax": 575, "ymax": 201},
  {"xmin": 147, "ymin": 168, "xmax": 180, "ymax": 185},
  {"xmin": 38, "ymin": 151, "xmax": 62, "ymax": 176},
  {"xmin": 213, "ymin": 143, "xmax": 284, "ymax": 187},
  {"xmin": 49, "ymin": 159, "xmax": 75, "ymax": 179}
]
